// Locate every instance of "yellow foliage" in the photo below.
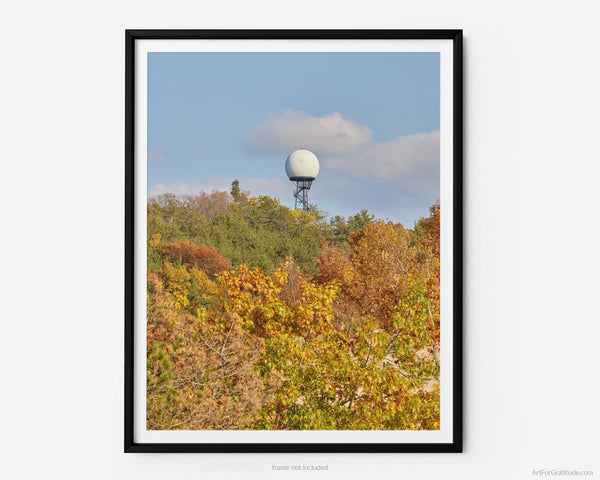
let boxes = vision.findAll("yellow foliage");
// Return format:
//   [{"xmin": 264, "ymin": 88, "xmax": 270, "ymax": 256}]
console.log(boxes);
[{"xmin": 146, "ymin": 203, "xmax": 441, "ymax": 431}]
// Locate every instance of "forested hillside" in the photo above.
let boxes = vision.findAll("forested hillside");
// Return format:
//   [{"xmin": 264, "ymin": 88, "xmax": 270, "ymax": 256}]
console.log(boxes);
[{"xmin": 146, "ymin": 184, "xmax": 441, "ymax": 430}]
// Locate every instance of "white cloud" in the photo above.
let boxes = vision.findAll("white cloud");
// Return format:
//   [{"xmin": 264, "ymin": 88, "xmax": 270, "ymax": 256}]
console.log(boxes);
[
  {"xmin": 244, "ymin": 109, "xmax": 439, "ymax": 183},
  {"xmin": 325, "ymin": 130, "xmax": 440, "ymax": 179},
  {"xmin": 243, "ymin": 109, "xmax": 372, "ymax": 155}
]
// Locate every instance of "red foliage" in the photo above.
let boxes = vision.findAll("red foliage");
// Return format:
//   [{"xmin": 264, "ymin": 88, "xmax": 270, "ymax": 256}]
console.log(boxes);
[{"xmin": 163, "ymin": 241, "xmax": 232, "ymax": 276}]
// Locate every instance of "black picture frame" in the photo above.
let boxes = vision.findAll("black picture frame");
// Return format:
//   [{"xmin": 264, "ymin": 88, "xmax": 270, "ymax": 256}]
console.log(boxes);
[{"xmin": 125, "ymin": 29, "xmax": 463, "ymax": 453}]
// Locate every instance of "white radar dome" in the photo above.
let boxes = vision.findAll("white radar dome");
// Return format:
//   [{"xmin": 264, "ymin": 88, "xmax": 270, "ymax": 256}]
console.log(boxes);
[{"xmin": 285, "ymin": 149, "xmax": 320, "ymax": 181}]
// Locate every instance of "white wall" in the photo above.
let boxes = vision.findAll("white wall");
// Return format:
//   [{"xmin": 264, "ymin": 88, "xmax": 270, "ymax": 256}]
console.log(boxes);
[{"xmin": 1, "ymin": 1, "xmax": 598, "ymax": 479}]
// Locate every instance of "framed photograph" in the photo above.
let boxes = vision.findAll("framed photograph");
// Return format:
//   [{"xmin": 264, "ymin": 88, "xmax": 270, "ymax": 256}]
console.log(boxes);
[{"xmin": 125, "ymin": 29, "xmax": 463, "ymax": 453}]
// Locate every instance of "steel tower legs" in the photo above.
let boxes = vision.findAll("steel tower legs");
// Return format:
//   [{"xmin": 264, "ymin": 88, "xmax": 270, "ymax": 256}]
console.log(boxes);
[{"xmin": 293, "ymin": 180, "xmax": 313, "ymax": 211}]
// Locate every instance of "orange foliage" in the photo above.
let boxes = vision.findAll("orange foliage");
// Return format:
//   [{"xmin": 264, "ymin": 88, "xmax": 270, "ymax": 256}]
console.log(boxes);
[
  {"xmin": 316, "ymin": 206, "xmax": 440, "ymax": 340},
  {"xmin": 146, "ymin": 202, "xmax": 442, "ymax": 431},
  {"xmin": 147, "ymin": 271, "xmax": 272, "ymax": 430},
  {"xmin": 163, "ymin": 241, "xmax": 232, "ymax": 277},
  {"xmin": 418, "ymin": 200, "xmax": 440, "ymax": 256}
]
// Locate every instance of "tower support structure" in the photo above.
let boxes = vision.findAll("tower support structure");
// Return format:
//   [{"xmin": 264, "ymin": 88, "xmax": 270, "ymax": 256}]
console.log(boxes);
[{"xmin": 293, "ymin": 179, "xmax": 313, "ymax": 211}]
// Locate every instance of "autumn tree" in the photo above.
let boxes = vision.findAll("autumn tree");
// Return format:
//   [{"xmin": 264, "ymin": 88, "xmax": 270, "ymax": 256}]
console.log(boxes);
[
  {"xmin": 163, "ymin": 240, "xmax": 232, "ymax": 277},
  {"xmin": 146, "ymin": 193, "xmax": 441, "ymax": 431},
  {"xmin": 215, "ymin": 261, "xmax": 439, "ymax": 430},
  {"xmin": 146, "ymin": 270, "xmax": 271, "ymax": 430},
  {"xmin": 182, "ymin": 191, "xmax": 232, "ymax": 220}
]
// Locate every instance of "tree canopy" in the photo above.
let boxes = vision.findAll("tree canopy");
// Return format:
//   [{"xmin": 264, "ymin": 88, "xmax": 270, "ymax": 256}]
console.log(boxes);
[{"xmin": 146, "ymin": 188, "xmax": 441, "ymax": 430}]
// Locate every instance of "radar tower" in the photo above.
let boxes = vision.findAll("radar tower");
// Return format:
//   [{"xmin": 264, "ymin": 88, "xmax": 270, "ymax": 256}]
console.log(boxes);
[{"xmin": 285, "ymin": 149, "xmax": 320, "ymax": 212}]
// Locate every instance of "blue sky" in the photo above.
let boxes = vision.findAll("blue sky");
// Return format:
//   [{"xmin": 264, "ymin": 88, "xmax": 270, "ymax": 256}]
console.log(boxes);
[{"xmin": 148, "ymin": 52, "xmax": 440, "ymax": 226}]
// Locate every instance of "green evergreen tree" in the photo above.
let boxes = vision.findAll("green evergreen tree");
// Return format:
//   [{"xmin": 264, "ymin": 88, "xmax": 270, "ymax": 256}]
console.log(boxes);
[{"xmin": 231, "ymin": 179, "xmax": 241, "ymax": 202}]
